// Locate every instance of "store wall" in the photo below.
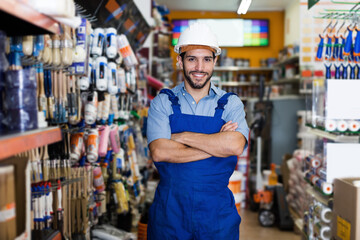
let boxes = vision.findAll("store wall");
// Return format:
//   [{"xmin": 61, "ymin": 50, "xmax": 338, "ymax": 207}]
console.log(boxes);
[
  {"xmin": 284, "ymin": 0, "xmax": 300, "ymax": 46},
  {"xmin": 168, "ymin": 11, "xmax": 285, "ymax": 67}
]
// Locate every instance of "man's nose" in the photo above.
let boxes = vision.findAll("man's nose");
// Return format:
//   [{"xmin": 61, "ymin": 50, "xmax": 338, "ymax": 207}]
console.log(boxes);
[{"xmin": 194, "ymin": 60, "xmax": 204, "ymax": 71}]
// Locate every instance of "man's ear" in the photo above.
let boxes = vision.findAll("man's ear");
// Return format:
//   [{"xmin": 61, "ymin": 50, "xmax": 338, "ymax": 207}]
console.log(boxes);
[{"xmin": 177, "ymin": 55, "xmax": 183, "ymax": 70}]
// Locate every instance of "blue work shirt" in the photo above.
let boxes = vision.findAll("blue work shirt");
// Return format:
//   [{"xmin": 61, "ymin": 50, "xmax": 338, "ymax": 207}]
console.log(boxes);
[{"xmin": 147, "ymin": 82, "xmax": 249, "ymax": 148}]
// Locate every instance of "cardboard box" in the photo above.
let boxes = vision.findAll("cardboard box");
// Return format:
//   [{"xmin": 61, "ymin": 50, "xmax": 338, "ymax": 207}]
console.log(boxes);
[
  {"xmin": 0, "ymin": 156, "xmax": 31, "ymax": 240},
  {"xmin": 332, "ymin": 178, "xmax": 360, "ymax": 240}
]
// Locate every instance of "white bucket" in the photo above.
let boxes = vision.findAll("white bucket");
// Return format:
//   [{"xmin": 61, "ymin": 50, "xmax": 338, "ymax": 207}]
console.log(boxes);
[
  {"xmin": 234, "ymin": 193, "xmax": 242, "ymax": 214},
  {"xmin": 228, "ymin": 171, "xmax": 243, "ymax": 194}
]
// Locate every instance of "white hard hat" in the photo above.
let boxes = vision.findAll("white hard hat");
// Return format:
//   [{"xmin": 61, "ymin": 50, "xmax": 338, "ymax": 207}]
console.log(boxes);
[{"xmin": 174, "ymin": 22, "xmax": 221, "ymax": 56}]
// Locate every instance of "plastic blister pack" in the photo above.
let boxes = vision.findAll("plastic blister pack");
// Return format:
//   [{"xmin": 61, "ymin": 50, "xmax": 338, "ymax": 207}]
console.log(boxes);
[
  {"xmin": 306, "ymin": 77, "xmax": 360, "ymax": 133},
  {"xmin": 3, "ymin": 68, "xmax": 38, "ymax": 131},
  {"xmin": 5, "ymin": 68, "xmax": 37, "ymax": 89},
  {"xmin": 4, "ymin": 88, "xmax": 37, "ymax": 109},
  {"xmin": 4, "ymin": 108, "xmax": 38, "ymax": 131}
]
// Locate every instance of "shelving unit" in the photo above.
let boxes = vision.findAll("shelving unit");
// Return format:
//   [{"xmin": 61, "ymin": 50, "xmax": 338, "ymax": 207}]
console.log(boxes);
[
  {"xmin": 308, "ymin": 128, "xmax": 360, "ymax": 143},
  {"xmin": 266, "ymin": 76, "xmax": 300, "ymax": 86},
  {"xmin": 306, "ymin": 186, "xmax": 332, "ymax": 207},
  {"xmin": 273, "ymin": 55, "xmax": 299, "ymax": 67},
  {"xmin": 220, "ymin": 81, "xmax": 259, "ymax": 87},
  {"xmin": 0, "ymin": 127, "xmax": 62, "ymax": 161},
  {"xmin": 0, "ymin": 0, "xmax": 61, "ymax": 36},
  {"xmin": 213, "ymin": 66, "xmax": 275, "ymax": 72},
  {"xmin": 149, "ymin": 30, "xmax": 173, "ymax": 85}
]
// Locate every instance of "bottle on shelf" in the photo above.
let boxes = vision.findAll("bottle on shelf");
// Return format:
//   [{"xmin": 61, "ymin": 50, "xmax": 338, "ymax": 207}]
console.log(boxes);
[{"xmin": 268, "ymin": 163, "xmax": 278, "ymax": 185}]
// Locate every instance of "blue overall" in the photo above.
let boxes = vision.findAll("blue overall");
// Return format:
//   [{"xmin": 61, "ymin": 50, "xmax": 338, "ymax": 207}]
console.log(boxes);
[{"xmin": 148, "ymin": 89, "xmax": 241, "ymax": 240}]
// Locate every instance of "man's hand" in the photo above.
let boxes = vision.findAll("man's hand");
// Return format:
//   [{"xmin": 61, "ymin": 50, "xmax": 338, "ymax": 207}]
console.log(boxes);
[{"xmin": 220, "ymin": 120, "xmax": 238, "ymax": 132}]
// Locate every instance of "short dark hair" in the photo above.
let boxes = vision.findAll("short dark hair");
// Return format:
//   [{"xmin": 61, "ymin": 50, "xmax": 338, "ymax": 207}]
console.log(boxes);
[{"xmin": 180, "ymin": 51, "xmax": 216, "ymax": 61}]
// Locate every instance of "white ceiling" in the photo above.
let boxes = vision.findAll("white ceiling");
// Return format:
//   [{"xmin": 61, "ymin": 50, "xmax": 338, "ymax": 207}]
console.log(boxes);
[{"xmin": 155, "ymin": 0, "xmax": 295, "ymax": 12}]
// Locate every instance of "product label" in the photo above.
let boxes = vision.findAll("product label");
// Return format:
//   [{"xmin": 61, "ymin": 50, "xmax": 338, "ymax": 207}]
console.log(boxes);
[
  {"xmin": 78, "ymin": 26, "xmax": 85, "ymax": 34},
  {"xmin": 99, "ymin": 62, "xmax": 106, "ymax": 79},
  {"xmin": 97, "ymin": 34, "xmax": 104, "ymax": 48},
  {"xmin": 0, "ymin": 202, "xmax": 16, "ymax": 222},
  {"xmin": 119, "ymin": 45, "xmax": 131, "ymax": 58},
  {"xmin": 53, "ymin": 40, "xmax": 60, "ymax": 48},
  {"xmin": 62, "ymin": 40, "xmax": 73, "ymax": 48},
  {"xmin": 107, "ymin": 34, "xmax": 115, "ymax": 48},
  {"xmin": 46, "ymin": 39, "xmax": 52, "ymax": 48},
  {"xmin": 337, "ymin": 216, "xmax": 351, "ymax": 240},
  {"xmin": 87, "ymin": 134, "xmax": 98, "ymax": 150},
  {"xmin": 111, "ymin": 69, "xmax": 117, "ymax": 85}
]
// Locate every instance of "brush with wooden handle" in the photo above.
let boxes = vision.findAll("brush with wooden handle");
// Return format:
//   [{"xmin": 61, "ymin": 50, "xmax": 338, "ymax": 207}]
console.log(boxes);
[
  {"xmin": 38, "ymin": 63, "xmax": 47, "ymax": 119},
  {"xmin": 63, "ymin": 74, "xmax": 69, "ymax": 123},
  {"xmin": 58, "ymin": 71, "xmax": 64, "ymax": 123},
  {"xmin": 45, "ymin": 70, "xmax": 55, "ymax": 121},
  {"xmin": 68, "ymin": 75, "xmax": 76, "ymax": 125},
  {"xmin": 43, "ymin": 145, "xmax": 50, "ymax": 182},
  {"xmin": 53, "ymin": 71, "xmax": 59, "ymax": 124},
  {"xmin": 43, "ymin": 35, "xmax": 52, "ymax": 65}
]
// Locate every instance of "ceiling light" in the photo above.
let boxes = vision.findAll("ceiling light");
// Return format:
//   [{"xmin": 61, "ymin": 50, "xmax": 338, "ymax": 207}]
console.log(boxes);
[{"xmin": 237, "ymin": 0, "xmax": 252, "ymax": 15}]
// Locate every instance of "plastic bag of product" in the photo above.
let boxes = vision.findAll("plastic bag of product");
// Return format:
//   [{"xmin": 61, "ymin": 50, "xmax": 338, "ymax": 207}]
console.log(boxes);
[
  {"xmin": 105, "ymin": 28, "xmax": 117, "ymax": 59},
  {"xmin": 92, "ymin": 28, "xmax": 105, "ymax": 57},
  {"xmin": 4, "ymin": 88, "xmax": 37, "ymax": 110},
  {"xmin": 4, "ymin": 68, "xmax": 37, "ymax": 89},
  {"xmin": 22, "ymin": 35, "xmax": 33, "ymax": 56},
  {"xmin": 51, "ymin": 34, "xmax": 61, "ymax": 66},
  {"xmin": 117, "ymin": 34, "xmax": 138, "ymax": 67},
  {"xmin": 42, "ymin": 35, "xmax": 52, "ymax": 64},
  {"xmin": 61, "ymin": 25, "xmax": 74, "ymax": 66},
  {"xmin": 95, "ymin": 56, "xmax": 108, "ymax": 91},
  {"xmin": 3, "ymin": 68, "xmax": 38, "ymax": 131},
  {"xmin": 4, "ymin": 108, "xmax": 38, "ymax": 131}
]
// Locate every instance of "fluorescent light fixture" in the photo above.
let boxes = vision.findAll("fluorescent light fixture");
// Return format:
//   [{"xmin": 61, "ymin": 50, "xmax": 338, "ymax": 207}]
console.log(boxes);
[{"xmin": 237, "ymin": 0, "xmax": 252, "ymax": 15}]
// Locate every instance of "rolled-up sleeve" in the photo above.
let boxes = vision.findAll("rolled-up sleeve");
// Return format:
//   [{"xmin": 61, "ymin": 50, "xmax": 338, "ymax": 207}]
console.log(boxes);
[
  {"xmin": 223, "ymin": 95, "xmax": 250, "ymax": 149},
  {"xmin": 146, "ymin": 95, "xmax": 172, "ymax": 145}
]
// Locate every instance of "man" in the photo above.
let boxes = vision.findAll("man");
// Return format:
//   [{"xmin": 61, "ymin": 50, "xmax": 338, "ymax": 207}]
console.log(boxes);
[{"xmin": 146, "ymin": 22, "xmax": 249, "ymax": 240}]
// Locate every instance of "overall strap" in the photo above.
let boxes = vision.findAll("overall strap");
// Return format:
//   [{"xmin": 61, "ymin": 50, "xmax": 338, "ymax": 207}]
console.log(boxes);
[
  {"xmin": 214, "ymin": 92, "xmax": 237, "ymax": 119},
  {"xmin": 159, "ymin": 89, "xmax": 182, "ymax": 115}
]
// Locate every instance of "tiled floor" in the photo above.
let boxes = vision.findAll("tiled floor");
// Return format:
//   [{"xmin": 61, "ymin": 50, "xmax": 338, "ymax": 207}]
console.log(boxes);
[{"xmin": 239, "ymin": 208, "xmax": 301, "ymax": 240}]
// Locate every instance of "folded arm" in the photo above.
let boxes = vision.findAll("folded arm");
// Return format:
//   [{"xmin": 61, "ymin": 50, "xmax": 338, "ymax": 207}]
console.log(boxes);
[
  {"xmin": 149, "ymin": 138, "xmax": 211, "ymax": 163},
  {"xmin": 149, "ymin": 121, "xmax": 244, "ymax": 163},
  {"xmin": 171, "ymin": 121, "xmax": 246, "ymax": 158}
]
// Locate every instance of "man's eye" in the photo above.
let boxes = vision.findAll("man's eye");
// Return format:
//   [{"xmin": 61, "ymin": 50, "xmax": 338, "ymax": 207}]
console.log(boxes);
[
  {"xmin": 187, "ymin": 58, "xmax": 195, "ymax": 62},
  {"xmin": 205, "ymin": 58, "xmax": 212, "ymax": 62}
]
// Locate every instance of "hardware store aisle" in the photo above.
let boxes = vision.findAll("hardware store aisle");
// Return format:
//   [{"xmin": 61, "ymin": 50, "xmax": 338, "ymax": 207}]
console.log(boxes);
[{"xmin": 239, "ymin": 209, "xmax": 300, "ymax": 240}]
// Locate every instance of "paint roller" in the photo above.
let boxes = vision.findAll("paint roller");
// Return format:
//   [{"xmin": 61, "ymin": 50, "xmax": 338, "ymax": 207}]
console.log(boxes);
[
  {"xmin": 105, "ymin": 28, "xmax": 117, "ymax": 59},
  {"xmin": 91, "ymin": 28, "xmax": 105, "ymax": 57},
  {"xmin": 86, "ymin": 128, "xmax": 99, "ymax": 163},
  {"xmin": 349, "ymin": 120, "xmax": 360, "ymax": 132},
  {"xmin": 107, "ymin": 62, "xmax": 118, "ymax": 95},
  {"xmin": 96, "ymin": 56, "xmax": 108, "ymax": 91},
  {"xmin": 84, "ymin": 91, "xmax": 98, "ymax": 125},
  {"xmin": 325, "ymin": 119, "xmax": 337, "ymax": 131},
  {"xmin": 337, "ymin": 120, "xmax": 348, "ymax": 132},
  {"xmin": 314, "ymin": 204, "xmax": 332, "ymax": 224},
  {"xmin": 314, "ymin": 222, "xmax": 331, "ymax": 240},
  {"xmin": 98, "ymin": 125, "xmax": 110, "ymax": 157},
  {"xmin": 315, "ymin": 178, "xmax": 333, "ymax": 195}
]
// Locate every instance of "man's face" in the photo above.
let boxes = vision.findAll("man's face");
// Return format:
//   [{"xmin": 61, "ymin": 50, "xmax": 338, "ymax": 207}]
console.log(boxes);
[{"xmin": 177, "ymin": 48, "xmax": 217, "ymax": 90}]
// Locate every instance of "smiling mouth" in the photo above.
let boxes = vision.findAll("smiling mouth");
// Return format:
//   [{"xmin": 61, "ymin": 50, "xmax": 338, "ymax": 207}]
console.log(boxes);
[{"xmin": 190, "ymin": 72, "xmax": 208, "ymax": 78}]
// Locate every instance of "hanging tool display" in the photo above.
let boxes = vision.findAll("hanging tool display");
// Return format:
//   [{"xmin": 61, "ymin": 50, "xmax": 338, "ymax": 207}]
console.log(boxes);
[
  {"xmin": 315, "ymin": 7, "xmax": 360, "ymax": 80},
  {"xmin": 1, "ymin": 4, "xmax": 152, "ymax": 238}
]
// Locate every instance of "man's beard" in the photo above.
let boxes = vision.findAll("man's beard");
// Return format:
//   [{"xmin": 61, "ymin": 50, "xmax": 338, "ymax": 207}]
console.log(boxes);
[{"xmin": 183, "ymin": 64, "xmax": 213, "ymax": 89}]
